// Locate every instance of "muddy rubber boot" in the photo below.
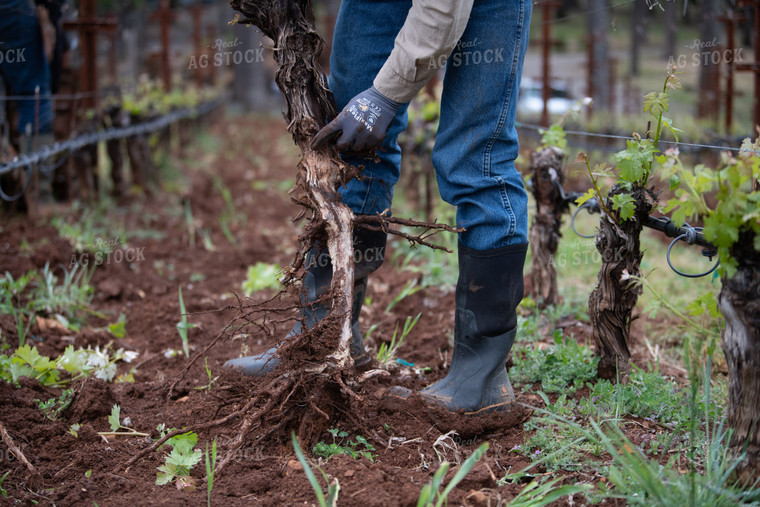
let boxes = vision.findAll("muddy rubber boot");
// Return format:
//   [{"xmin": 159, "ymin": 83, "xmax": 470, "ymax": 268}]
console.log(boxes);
[
  {"xmin": 390, "ymin": 242, "xmax": 527, "ymax": 413},
  {"xmin": 224, "ymin": 228, "xmax": 386, "ymax": 375}
]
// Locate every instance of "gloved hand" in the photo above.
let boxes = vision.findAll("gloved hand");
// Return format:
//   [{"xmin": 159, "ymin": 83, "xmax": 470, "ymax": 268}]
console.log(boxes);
[{"xmin": 311, "ymin": 86, "xmax": 401, "ymax": 152}]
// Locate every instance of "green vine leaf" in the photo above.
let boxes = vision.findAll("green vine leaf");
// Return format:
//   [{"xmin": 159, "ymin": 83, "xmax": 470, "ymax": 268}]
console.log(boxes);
[
  {"xmin": 610, "ymin": 193, "xmax": 636, "ymax": 222},
  {"xmin": 615, "ymin": 139, "xmax": 656, "ymax": 184},
  {"xmin": 643, "ymin": 91, "xmax": 669, "ymax": 118},
  {"xmin": 575, "ymin": 189, "xmax": 596, "ymax": 207},
  {"xmin": 540, "ymin": 124, "xmax": 567, "ymax": 152}
]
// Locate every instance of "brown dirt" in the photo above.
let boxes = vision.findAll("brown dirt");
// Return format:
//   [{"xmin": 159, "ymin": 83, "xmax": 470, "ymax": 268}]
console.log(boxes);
[{"xmin": 0, "ymin": 115, "xmax": 657, "ymax": 506}]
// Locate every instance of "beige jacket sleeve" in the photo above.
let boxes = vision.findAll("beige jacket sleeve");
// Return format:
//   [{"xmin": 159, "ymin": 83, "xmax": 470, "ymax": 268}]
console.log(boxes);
[{"xmin": 373, "ymin": 0, "xmax": 475, "ymax": 103}]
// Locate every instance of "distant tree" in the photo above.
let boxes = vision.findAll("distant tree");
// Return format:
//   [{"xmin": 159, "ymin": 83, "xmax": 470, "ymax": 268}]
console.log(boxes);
[
  {"xmin": 662, "ymin": 0, "xmax": 678, "ymax": 61},
  {"xmin": 587, "ymin": 0, "xmax": 611, "ymax": 111},
  {"xmin": 630, "ymin": 0, "xmax": 647, "ymax": 76}
]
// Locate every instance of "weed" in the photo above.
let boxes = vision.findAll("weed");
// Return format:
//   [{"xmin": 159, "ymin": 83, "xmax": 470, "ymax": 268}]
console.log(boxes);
[
  {"xmin": 205, "ymin": 438, "xmax": 217, "ymax": 507},
  {"xmin": 35, "ymin": 388, "xmax": 75, "ymax": 420},
  {"xmin": 198, "ymin": 228, "xmax": 216, "ymax": 252},
  {"xmin": 516, "ymin": 361, "xmax": 723, "ymax": 474},
  {"xmin": 57, "ymin": 344, "xmax": 138, "ymax": 383},
  {"xmin": 156, "ymin": 431, "xmax": 202, "ymax": 489},
  {"xmin": 584, "ymin": 416, "xmax": 759, "ymax": 505},
  {"xmin": 363, "ymin": 323, "xmax": 380, "ymax": 342},
  {"xmin": 376, "ymin": 313, "xmax": 421, "ymax": 366},
  {"xmin": 176, "ymin": 286, "xmax": 196, "ymax": 358},
  {"xmin": 385, "ymin": 279, "xmax": 422, "ymax": 313},
  {"xmin": 510, "ymin": 334, "xmax": 598, "ymax": 394},
  {"xmin": 98, "ymin": 405, "xmax": 149, "ymax": 438},
  {"xmin": 68, "ymin": 423, "xmax": 81, "ymax": 438},
  {"xmin": 417, "ymin": 443, "xmax": 488, "ymax": 507},
  {"xmin": 292, "ymin": 432, "xmax": 340, "ymax": 507},
  {"xmin": 518, "ymin": 394, "xmax": 598, "ymax": 471},
  {"xmin": 313, "ymin": 428, "xmax": 376, "ymax": 462},
  {"xmin": 194, "ymin": 357, "xmax": 219, "ymax": 392},
  {"xmin": 107, "ymin": 314, "xmax": 127, "ymax": 338},
  {"xmin": 507, "ymin": 476, "xmax": 591, "ymax": 507},
  {"xmin": 184, "ymin": 200, "xmax": 196, "ymax": 248},
  {"xmin": 189, "ymin": 273, "xmax": 206, "ymax": 283},
  {"xmin": 214, "ymin": 176, "xmax": 245, "ymax": 247},
  {"xmin": 0, "ymin": 271, "xmax": 35, "ymax": 346},
  {"xmin": 51, "ymin": 201, "xmax": 126, "ymax": 257},
  {"xmin": 0, "ymin": 471, "xmax": 9, "ymax": 498},
  {"xmin": 0, "ymin": 344, "xmax": 58, "ymax": 386},
  {"xmin": 0, "ymin": 263, "xmax": 96, "ymax": 346},
  {"xmin": 578, "ymin": 367, "xmax": 719, "ymax": 435},
  {"xmin": 241, "ymin": 262, "xmax": 281, "ymax": 296},
  {"xmin": 31, "ymin": 262, "xmax": 96, "ymax": 329}
]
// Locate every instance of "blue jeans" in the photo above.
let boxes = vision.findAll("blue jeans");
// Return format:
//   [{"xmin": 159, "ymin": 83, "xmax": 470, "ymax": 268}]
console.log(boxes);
[
  {"xmin": 329, "ymin": 0, "xmax": 531, "ymax": 250},
  {"xmin": 0, "ymin": 0, "xmax": 54, "ymax": 135}
]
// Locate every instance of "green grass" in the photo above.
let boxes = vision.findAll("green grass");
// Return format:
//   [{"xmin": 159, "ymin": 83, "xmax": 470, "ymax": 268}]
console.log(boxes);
[
  {"xmin": 515, "ymin": 360, "xmax": 759, "ymax": 505},
  {"xmin": 511, "ymin": 333, "xmax": 599, "ymax": 394},
  {"xmin": 515, "ymin": 362, "xmax": 725, "ymax": 475}
]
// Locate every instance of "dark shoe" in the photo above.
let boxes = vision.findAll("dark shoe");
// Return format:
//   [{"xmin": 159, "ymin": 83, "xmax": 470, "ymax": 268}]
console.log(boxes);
[
  {"xmin": 224, "ymin": 227, "xmax": 386, "ymax": 375},
  {"xmin": 390, "ymin": 242, "xmax": 527, "ymax": 413}
]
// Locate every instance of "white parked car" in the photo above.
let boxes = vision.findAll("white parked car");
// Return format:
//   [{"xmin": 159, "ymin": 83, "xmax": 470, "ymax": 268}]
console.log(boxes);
[{"xmin": 517, "ymin": 78, "xmax": 575, "ymax": 119}]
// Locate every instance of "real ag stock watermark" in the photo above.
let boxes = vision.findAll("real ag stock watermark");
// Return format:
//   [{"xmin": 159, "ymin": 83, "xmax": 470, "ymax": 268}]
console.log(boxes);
[
  {"xmin": 667, "ymin": 37, "xmax": 744, "ymax": 68},
  {"xmin": 187, "ymin": 37, "xmax": 266, "ymax": 71},
  {"xmin": 0, "ymin": 41, "xmax": 27, "ymax": 64},
  {"xmin": 68, "ymin": 237, "xmax": 145, "ymax": 269},
  {"xmin": 546, "ymin": 238, "xmax": 624, "ymax": 268},
  {"xmin": 307, "ymin": 245, "xmax": 386, "ymax": 269},
  {"xmin": 428, "ymin": 38, "xmax": 505, "ymax": 69}
]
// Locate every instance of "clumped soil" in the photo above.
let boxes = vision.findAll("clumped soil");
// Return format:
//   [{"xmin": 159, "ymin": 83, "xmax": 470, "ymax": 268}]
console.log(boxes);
[{"xmin": 0, "ymin": 115, "xmax": 661, "ymax": 506}]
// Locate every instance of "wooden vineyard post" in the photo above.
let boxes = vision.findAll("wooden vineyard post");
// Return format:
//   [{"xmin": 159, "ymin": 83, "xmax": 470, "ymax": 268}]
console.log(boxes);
[
  {"xmin": 527, "ymin": 146, "xmax": 567, "ymax": 308},
  {"xmin": 151, "ymin": 0, "xmax": 174, "ymax": 93},
  {"xmin": 587, "ymin": 183, "xmax": 655, "ymax": 382}
]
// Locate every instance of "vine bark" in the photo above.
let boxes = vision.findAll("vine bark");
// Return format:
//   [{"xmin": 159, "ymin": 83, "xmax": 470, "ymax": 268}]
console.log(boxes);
[
  {"xmin": 527, "ymin": 146, "xmax": 567, "ymax": 308},
  {"xmin": 588, "ymin": 183, "xmax": 655, "ymax": 382},
  {"xmin": 719, "ymin": 231, "xmax": 760, "ymax": 482},
  {"xmin": 230, "ymin": 0, "xmax": 359, "ymax": 367}
]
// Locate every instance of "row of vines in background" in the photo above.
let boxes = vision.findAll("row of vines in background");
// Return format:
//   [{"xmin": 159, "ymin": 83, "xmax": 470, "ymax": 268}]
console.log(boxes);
[
  {"xmin": 531, "ymin": 65, "xmax": 760, "ymax": 481},
  {"xmin": 2, "ymin": 79, "xmax": 221, "ymax": 217}
]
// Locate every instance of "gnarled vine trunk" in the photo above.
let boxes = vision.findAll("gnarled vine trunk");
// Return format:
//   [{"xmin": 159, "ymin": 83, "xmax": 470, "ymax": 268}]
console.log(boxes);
[
  {"xmin": 528, "ymin": 146, "xmax": 567, "ymax": 308},
  {"xmin": 588, "ymin": 183, "xmax": 655, "ymax": 382},
  {"xmin": 229, "ymin": 0, "xmax": 358, "ymax": 367},
  {"xmin": 719, "ymin": 231, "xmax": 760, "ymax": 482}
]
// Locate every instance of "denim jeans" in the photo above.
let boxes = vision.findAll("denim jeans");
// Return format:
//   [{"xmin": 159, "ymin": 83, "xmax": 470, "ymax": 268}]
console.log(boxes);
[
  {"xmin": 329, "ymin": 0, "xmax": 532, "ymax": 250},
  {"xmin": 0, "ymin": 0, "xmax": 54, "ymax": 135}
]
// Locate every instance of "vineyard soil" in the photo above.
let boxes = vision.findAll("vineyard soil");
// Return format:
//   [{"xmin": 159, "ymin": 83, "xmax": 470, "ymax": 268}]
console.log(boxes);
[{"xmin": 0, "ymin": 116, "xmax": 679, "ymax": 506}]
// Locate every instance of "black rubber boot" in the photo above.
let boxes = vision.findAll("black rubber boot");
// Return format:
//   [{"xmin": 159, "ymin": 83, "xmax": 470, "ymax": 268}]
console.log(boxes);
[
  {"xmin": 224, "ymin": 228, "xmax": 386, "ymax": 375},
  {"xmin": 391, "ymin": 242, "xmax": 527, "ymax": 413}
]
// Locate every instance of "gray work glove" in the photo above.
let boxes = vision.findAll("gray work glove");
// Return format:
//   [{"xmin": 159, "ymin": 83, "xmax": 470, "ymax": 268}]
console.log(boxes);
[{"xmin": 311, "ymin": 86, "xmax": 401, "ymax": 152}]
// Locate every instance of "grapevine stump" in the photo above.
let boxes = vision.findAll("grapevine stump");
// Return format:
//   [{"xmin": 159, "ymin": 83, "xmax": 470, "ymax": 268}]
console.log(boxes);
[
  {"xmin": 588, "ymin": 183, "xmax": 655, "ymax": 382},
  {"xmin": 528, "ymin": 146, "xmax": 567, "ymax": 308},
  {"xmin": 719, "ymin": 230, "xmax": 760, "ymax": 481}
]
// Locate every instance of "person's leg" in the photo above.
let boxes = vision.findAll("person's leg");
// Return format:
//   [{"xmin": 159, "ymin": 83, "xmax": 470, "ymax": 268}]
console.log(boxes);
[
  {"xmin": 328, "ymin": 0, "xmax": 411, "ymax": 216},
  {"xmin": 433, "ymin": 0, "xmax": 532, "ymax": 250},
  {"xmin": 0, "ymin": 1, "xmax": 54, "ymax": 136},
  {"xmin": 410, "ymin": 0, "xmax": 532, "ymax": 412}
]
